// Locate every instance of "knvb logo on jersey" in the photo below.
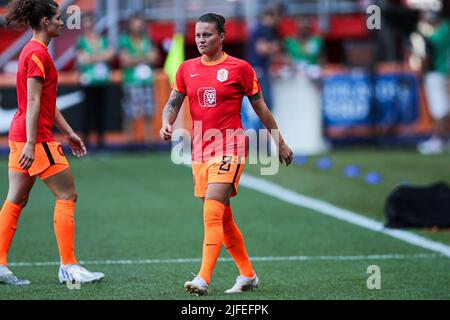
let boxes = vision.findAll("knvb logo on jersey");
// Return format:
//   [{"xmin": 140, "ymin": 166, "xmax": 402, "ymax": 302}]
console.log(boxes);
[
  {"xmin": 217, "ymin": 69, "xmax": 229, "ymax": 82},
  {"xmin": 198, "ymin": 87, "xmax": 217, "ymax": 108}
]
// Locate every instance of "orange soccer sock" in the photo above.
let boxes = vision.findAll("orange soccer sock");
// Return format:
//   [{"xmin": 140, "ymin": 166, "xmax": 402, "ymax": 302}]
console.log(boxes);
[
  {"xmin": 0, "ymin": 201, "xmax": 23, "ymax": 266},
  {"xmin": 54, "ymin": 200, "xmax": 78, "ymax": 266},
  {"xmin": 198, "ymin": 199, "xmax": 226, "ymax": 284},
  {"xmin": 223, "ymin": 205, "xmax": 255, "ymax": 278}
]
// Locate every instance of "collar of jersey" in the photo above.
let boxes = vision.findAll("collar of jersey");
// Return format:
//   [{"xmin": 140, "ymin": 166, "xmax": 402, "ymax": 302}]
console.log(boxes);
[
  {"xmin": 201, "ymin": 52, "xmax": 228, "ymax": 66},
  {"xmin": 31, "ymin": 38, "xmax": 48, "ymax": 49}
]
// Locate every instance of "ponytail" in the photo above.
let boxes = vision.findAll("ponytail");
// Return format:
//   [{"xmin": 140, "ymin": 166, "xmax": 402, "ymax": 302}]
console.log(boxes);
[{"xmin": 5, "ymin": 0, "xmax": 59, "ymax": 29}]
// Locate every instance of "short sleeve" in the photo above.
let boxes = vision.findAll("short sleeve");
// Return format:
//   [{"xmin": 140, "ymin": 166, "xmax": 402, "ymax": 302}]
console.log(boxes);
[
  {"xmin": 240, "ymin": 61, "xmax": 260, "ymax": 97},
  {"xmin": 173, "ymin": 62, "xmax": 186, "ymax": 94},
  {"xmin": 27, "ymin": 51, "xmax": 47, "ymax": 80}
]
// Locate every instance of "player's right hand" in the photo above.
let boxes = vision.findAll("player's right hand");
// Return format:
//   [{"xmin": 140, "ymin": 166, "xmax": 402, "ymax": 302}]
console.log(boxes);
[
  {"xmin": 160, "ymin": 124, "xmax": 173, "ymax": 141},
  {"xmin": 19, "ymin": 141, "xmax": 35, "ymax": 170},
  {"xmin": 66, "ymin": 132, "xmax": 87, "ymax": 158},
  {"xmin": 279, "ymin": 142, "xmax": 293, "ymax": 167}
]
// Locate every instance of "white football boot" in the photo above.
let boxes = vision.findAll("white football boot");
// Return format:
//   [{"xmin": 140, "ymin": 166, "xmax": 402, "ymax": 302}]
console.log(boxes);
[
  {"xmin": 58, "ymin": 264, "xmax": 104, "ymax": 284},
  {"xmin": 184, "ymin": 274, "xmax": 208, "ymax": 296},
  {"xmin": 0, "ymin": 265, "xmax": 30, "ymax": 286},
  {"xmin": 225, "ymin": 274, "xmax": 259, "ymax": 293}
]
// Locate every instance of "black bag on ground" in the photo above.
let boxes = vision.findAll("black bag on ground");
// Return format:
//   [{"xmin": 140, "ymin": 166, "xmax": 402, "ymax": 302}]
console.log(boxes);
[{"xmin": 384, "ymin": 182, "xmax": 450, "ymax": 228}]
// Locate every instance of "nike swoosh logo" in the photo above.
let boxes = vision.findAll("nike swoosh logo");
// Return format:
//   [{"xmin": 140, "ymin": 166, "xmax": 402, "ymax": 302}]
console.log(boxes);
[
  {"xmin": 0, "ymin": 91, "xmax": 85, "ymax": 134},
  {"xmin": 190, "ymin": 74, "xmax": 200, "ymax": 78}
]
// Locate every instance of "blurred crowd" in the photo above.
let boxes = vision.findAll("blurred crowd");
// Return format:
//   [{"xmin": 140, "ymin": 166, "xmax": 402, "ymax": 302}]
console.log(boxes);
[
  {"xmin": 4, "ymin": 1, "xmax": 446, "ymax": 154},
  {"xmin": 76, "ymin": 12, "xmax": 160, "ymax": 150},
  {"xmin": 73, "ymin": 4, "xmax": 327, "ymax": 152},
  {"xmin": 243, "ymin": 2, "xmax": 450, "ymax": 155}
]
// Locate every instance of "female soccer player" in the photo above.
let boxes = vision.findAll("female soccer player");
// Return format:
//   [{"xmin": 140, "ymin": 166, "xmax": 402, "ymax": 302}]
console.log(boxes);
[
  {"xmin": 0, "ymin": 0, "xmax": 104, "ymax": 285},
  {"xmin": 160, "ymin": 13, "xmax": 293, "ymax": 295}
]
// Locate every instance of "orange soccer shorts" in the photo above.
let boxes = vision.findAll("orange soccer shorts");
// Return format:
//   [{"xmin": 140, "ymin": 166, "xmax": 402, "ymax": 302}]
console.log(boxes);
[
  {"xmin": 8, "ymin": 141, "xmax": 69, "ymax": 180},
  {"xmin": 192, "ymin": 155, "xmax": 246, "ymax": 198}
]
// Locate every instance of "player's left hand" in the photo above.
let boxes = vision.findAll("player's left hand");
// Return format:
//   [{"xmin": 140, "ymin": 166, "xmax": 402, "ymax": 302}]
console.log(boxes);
[
  {"xmin": 160, "ymin": 124, "xmax": 173, "ymax": 141},
  {"xmin": 66, "ymin": 133, "xmax": 87, "ymax": 158},
  {"xmin": 279, "ymin": 142, "xmax": 293, "ymax": 166}
]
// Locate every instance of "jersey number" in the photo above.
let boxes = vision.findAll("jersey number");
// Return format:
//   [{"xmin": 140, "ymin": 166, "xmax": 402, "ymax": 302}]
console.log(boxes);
[{"xmin": 219, "ymin": 156, "xmax": 233, "ymax": 173}]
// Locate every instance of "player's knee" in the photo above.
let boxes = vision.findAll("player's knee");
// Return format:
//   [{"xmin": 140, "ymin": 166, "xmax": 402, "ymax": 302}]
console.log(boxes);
[
  {"xmin": 56, "ymin": 190, "xmax": 78, "ymax": 202},
  {"xmin": 205, "ymin": 184, "xmax": 233, "ymax": 204},
  {"xmin": 205, "ymin": 194, "xmax": 229, "ymax": 204},
  {"xmin": 7, "ymin": 193, "xmax": 30, "ymax": 208}
]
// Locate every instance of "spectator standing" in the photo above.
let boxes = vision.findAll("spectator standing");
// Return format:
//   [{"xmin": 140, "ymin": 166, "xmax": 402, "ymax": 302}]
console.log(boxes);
[
  {"xmin": 418, "ymin": 11, "xmax": 450, "ymax": 154},
  {"xmin": 246, "ymin": 5, "xmax": 281, "ymax": 111},
  {"xmin": 76, "ymin": 14, "xmax": 114, "ymax": 150},
  {"xmin": 119, "ymin": 13, "xmax": 160, "ymax": 149},
  {"xmin": 284, "ymin": 17, "xmax": 324, "ymax": 80}
]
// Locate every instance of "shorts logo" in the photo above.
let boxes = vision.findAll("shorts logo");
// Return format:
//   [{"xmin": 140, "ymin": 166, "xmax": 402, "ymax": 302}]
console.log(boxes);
[
  {"xmin": 198, "ymin": 87, "xmax": 216, "ymax": 107},
  {"xmin": 57, "ymin": 145, "xmax": 65, "ymax": 157},
  {"xmin": 217, "ymin": 69, "xmax": 228, "ymax": 82}
]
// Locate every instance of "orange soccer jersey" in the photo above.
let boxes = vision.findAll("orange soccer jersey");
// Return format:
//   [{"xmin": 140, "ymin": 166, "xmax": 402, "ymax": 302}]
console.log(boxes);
[
  {"xmin": 174, "ymin": 52, "xmax": 260, "ymax": 163},
  {"xmin": 174, "ymin": 53, "xmax": 260, "ymax": 197},
  {"xmin": 9, "ymin": 39, "xmax": 58, "ymax": 143}
]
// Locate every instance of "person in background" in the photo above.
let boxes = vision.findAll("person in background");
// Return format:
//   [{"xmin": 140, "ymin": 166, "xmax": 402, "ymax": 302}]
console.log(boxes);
[
  {"xmin": 76, "ymin": 14, "xmax": 114, "ymax": 150},
  {"xmin": 246, "ymin": 5, "xmax": 281, "ymax": 112},
  {"xmin": 119, "ymin": 13, "xmax": 160, "ymax": 149},
  {"xmin": 284, "ymin": 17, "xmax": 324, "ymax": 80},
  {"xmin": 417, "ymin": 10, "xmax": 450, "ymax": 155}
]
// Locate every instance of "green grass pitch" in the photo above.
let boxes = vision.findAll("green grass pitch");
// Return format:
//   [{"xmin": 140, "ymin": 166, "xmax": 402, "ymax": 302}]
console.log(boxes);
[{"xmin": 0, "ymin": 149, "xmax": 449, "ymax": 300}]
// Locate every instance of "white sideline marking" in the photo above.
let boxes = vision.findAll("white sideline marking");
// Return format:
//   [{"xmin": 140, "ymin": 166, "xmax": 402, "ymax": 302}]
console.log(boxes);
[
  {"xmin": 9, "ymin": 253, "xmax": 441, "ymax": 267},
  {"xmin": 240, "ymin": 174, "xmax": 450, "ymax": 258}
]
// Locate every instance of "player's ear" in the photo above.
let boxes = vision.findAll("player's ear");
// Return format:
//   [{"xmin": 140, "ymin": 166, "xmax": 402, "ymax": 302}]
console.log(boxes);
[
  {"xmin": 41, "ymin": 16, "xmax": 50, "ymax": 28},
  {"xmin": 220, "ymin": 32, "xmax": 225, "ymax": 44}
]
